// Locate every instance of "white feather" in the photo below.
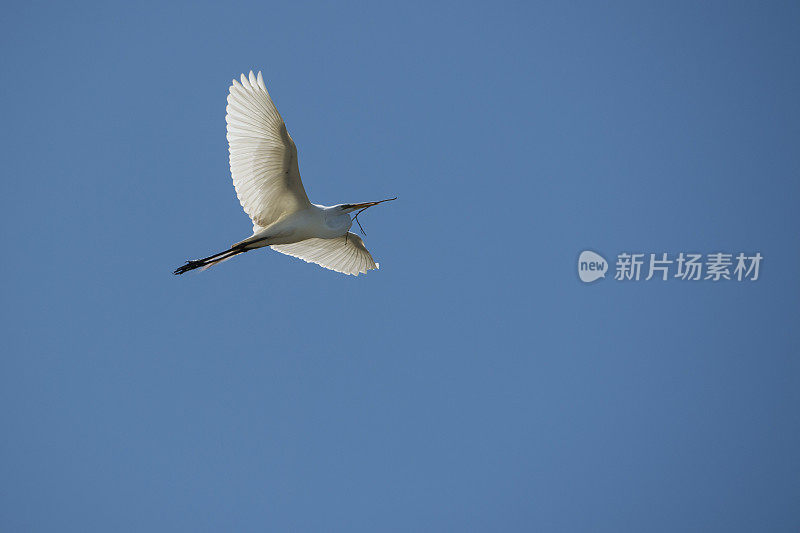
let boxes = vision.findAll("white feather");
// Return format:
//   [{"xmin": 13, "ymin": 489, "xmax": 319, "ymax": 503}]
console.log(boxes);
[
  {"xmin": 271, "ymin": 233, "xmax": 379, "ymax": 276},
  {"xmin": 226, "ymin": 71, "xmax": 312, "ymax": 228}
]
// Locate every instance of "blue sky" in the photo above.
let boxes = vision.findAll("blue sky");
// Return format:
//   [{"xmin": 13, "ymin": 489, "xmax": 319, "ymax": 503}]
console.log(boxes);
[{"xmin": 2, "ymin": 1, "xmax": 799, "ymax": 531}]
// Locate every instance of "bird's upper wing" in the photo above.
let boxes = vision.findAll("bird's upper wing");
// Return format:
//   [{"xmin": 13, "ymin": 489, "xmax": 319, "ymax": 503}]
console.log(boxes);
[
  {"xmin": 227, "ymin": 71, "xmax": 312, "ymax": 228},
  {"xmin": 270, "ymin": 233, "xmax": 379, "ymax": 276}
]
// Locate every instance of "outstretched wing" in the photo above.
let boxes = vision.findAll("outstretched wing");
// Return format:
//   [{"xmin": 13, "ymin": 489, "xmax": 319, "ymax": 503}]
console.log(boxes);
[
  {"xmin": 270, "ymin": 233, "xmax": 379, "ymax": 276},
  {"xmin": 227, "ymin": 71, "xmax": 312, "ymax": 228}
]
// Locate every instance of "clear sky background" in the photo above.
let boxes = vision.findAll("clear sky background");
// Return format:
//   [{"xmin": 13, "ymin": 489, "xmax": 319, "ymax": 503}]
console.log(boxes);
[{"xmin": 2, "ymin": 1, "xmax": 799, "ymax": 531}]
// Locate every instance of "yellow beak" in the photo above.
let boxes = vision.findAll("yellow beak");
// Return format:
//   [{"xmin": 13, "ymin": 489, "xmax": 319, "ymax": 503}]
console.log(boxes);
[{"xmin": 346, "ymin": 197, "xmax": 397, "ymax": 211}]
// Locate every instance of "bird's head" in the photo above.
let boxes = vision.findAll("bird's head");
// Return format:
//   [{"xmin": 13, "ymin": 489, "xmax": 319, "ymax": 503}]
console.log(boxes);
[{"xmin": 334, "ymin": 197, "xmax": 396, "ymax": 236}]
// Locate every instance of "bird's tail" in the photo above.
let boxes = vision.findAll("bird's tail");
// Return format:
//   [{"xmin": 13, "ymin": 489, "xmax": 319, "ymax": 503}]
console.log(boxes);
[{"xmin": 173, "ymin": 246, "xmax": 247, "ymax": 275}]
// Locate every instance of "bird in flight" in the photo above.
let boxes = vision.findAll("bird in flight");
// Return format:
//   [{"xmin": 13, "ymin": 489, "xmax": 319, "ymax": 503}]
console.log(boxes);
[{"xmin": 174, "ymin": 70, "xmax": 395, "ymax": 276}]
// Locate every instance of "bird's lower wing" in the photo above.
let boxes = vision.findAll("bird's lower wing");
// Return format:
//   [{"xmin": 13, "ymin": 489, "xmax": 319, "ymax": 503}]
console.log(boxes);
[{"xmin": 270, "ymin": 233, "xmax": 379, "ymax": 276}]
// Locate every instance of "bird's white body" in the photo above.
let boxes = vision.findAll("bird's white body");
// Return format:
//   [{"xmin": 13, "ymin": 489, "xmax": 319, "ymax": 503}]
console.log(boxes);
[
  {"xmin": 243, "ymin": 205, "xmax": 352, "ymax": 247},
  {"xmin": 174, "ymin": 70, "xmax": 395, "ymax": 276}
]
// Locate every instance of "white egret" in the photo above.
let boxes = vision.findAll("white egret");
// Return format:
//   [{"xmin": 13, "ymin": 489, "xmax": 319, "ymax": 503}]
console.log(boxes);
[{"xmin": 174, "ymin": 70, "xmax": 395, "ymax": 276}]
